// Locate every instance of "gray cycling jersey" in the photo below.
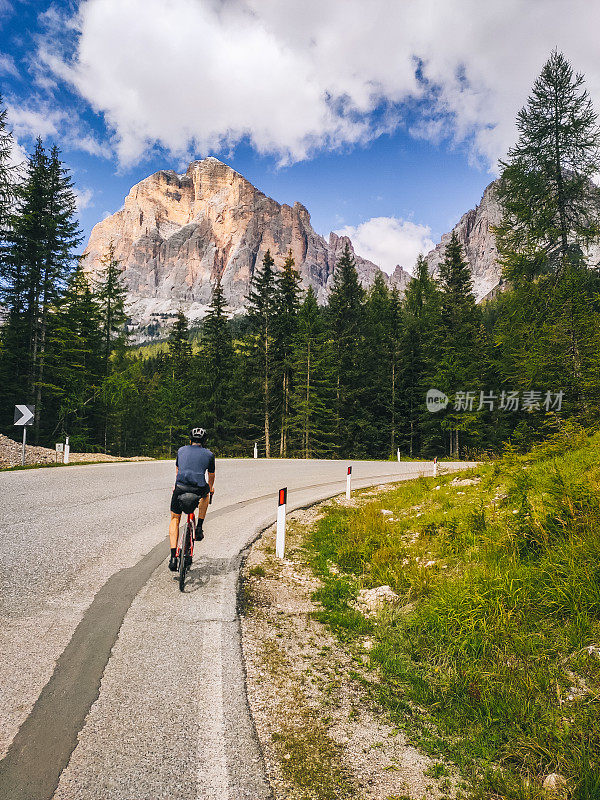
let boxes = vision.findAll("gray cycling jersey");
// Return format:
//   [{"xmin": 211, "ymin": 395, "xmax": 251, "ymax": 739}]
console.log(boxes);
[{"xmin": 176, "ymin": 444, "xmax": 215, "ymax": 489}]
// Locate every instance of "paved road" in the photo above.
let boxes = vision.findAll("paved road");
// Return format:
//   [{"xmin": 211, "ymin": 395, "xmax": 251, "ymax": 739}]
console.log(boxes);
[{"xmin": 0, "ymin": 457, "xmax": 472, "ymax": 799}]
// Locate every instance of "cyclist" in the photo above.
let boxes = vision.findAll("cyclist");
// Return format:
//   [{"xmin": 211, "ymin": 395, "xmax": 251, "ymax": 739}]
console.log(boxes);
[{"xmin": 168, "ymin": 427, "xmax": 215, "ymax": 571}]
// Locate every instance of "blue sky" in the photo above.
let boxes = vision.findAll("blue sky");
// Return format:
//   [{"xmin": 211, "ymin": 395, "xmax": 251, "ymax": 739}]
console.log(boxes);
[{"xmin": 2, "ymin": 0, "xmax": 600, "ymax": 273}]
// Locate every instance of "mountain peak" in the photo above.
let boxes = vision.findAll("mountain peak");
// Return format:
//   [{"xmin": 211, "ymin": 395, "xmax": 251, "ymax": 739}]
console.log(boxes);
[{"xmin": 82, "ymin": 160, "xmax": 384, "ymax": 333}]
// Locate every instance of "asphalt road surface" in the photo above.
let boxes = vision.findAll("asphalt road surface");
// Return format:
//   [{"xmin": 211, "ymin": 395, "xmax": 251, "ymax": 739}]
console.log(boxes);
[{"xmin": 0, "ymin": 457, "xmax": 472, "ymax": 799}]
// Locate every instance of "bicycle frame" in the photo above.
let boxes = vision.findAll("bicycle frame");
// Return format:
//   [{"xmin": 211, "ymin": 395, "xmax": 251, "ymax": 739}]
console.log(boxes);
[{"xmin": 176, "ymin": 513, "xmax": 195, "ymax": 561}]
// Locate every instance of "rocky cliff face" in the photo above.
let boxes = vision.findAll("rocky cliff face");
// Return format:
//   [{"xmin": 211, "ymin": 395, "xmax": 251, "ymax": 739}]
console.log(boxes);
[
  {"xmin": 424, "ymin": 181, "xmax": 503, "ymax": 302},
  {"xmin": 83, "ymin": 159, "xmax": 515, "ymax": 336},
  {"xmin": 83, "ymin": 158, "xmax": 410, "ymax": 329}
]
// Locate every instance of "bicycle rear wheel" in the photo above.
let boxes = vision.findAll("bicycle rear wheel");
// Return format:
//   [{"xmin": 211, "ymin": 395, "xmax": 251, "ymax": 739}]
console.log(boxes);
[{"xmin": 178, "ymin": 522, "xmax": 189, "ymax": 592}]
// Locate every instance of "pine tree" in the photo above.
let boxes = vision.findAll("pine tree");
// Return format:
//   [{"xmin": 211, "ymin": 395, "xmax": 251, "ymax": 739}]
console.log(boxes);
[
  {"xmin": 273, "ymin": 250, "xmax": 302, "ymax": 456},
  {"xmin": 246, "ymin": 250, "xmax": 277, "ymax": 456},
  {"xmin": 388, "ymin": 286, "xmax": 403, "ymax": 456},
  {"xmin": 495, "ymin": 50, "xmax": 600, "ymax": 279},
  {"xmin": 94, "ymin": 240, "xmax": 129, "ymax": 450},
  {"xmin": 168, "ymin": 309, "xmax": 192, "ymax": 378},
  {"xmin": 1, "ymin": 140, "xmax": 81, "ymax": 440},
  {"xmin": 95, "ymin": 240, "xmax": 128, "ymax": 377},
  {"xmin": 0, "ymin": 94, "xmax": 16, "ymax": 245},
  {"xmin": 363, "ymin": 273, "xmax": 392, "ymax": 456},
  {"xmin": 1, "ymin": 140, "xmax": 50, "ymax": 406},
  {"xmin": 428, "ymin": 233, "xmax": 483, "ymax": 457},
  {"xmin": 327, "ymin": 242, "xmax": 366, "ymax": 456},
  {"xmin": 494, "ymin": 51, "xmax": 600, "ymax": 421},
  {"xmin": 290, "ymin": 286, "xmax": 336, "ymax": 457},
  {"xmin": 198, "ymin": 276, "xmax": 234, "ymax": 448},
  {"xmin": 400, "ymin": 254, "xmax": 440, "ymax": 456},
  {"xmin": 44, "ymin": 263, "xmax": 104, "ymax": 447}
]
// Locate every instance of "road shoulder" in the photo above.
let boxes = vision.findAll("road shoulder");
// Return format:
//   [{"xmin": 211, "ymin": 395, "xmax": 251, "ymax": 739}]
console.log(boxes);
[{"xmin": 240, "ymin": 492, "xmax": 456, "ymax": 800}]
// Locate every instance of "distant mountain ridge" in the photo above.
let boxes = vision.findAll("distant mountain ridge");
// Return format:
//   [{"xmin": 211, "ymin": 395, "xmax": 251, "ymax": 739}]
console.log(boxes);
[
  {"xmin": 424, "ymin": 181, "xmax": 503, "ymax": 302},
  {"xmin": 83, "ymin": 158, "xmax": 412, "ymax": 332},
  {"xmin": 82, "ymin": 158, "xmax": 508, "ymax": 334}
]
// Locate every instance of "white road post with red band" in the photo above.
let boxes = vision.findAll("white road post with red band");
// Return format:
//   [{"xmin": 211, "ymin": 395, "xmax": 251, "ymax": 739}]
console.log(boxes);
[
  {"xmin": 346, "ymin": 466, "xmax": 352, "ymax": 500},
  {"xmin": 276, "ymin": 487, "xmax": 287, "ymax": 559}
]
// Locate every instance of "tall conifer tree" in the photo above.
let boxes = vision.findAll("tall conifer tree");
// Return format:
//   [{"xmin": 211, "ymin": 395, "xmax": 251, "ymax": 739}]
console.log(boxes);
[
  {"xmin": 401, "ymin": 255, "xmax": 440, "ymax": 456},
  {"xmin": 428, "ymin": 233, "xmax": 483, "ymax": 456},
  {"xmin": 363, "ymin": 273, "xmax": 392, "ymax": 456},
  {"xmin": 95, "ymin": 240, "xmax": 128, "ymax": 377},
  {"xmin": 199, "ymin": 275, "xmax": 234, "ymax": 448},
  {"xmin": 327, "ymin": 242, "xmax": 365, "ymax": 456},
  {"xmin": 1, "ymin": 140, "xmax": 81, "ymax": 439},
  {"xmin": 494, "ymin": 51, "xmax": 600, "ymax": 421},
  {"xmin": 290, "ymin": 286, "xmax": 335, "ymax": 457},
  {"xmin": 273, "ymin": 251, "xmax": 302, "ymax": 456},
  {"xmin": 246, "ymin": 250, "xmax": 277, "ymax": 456},
  {"xmin": 496, "ymin": 50, "xmax": 600, "ymax": 280},
  {"xmin": 45, "ymin": 263, "xmax": 104, "ymax": 446}
]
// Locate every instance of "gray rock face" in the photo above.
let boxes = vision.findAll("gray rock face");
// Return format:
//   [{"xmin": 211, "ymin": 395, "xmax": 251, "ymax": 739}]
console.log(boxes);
[
  {"xmin": 83, "ymin": 160, "xmax": 524, "ymax": 334},
  {"xmin": 82, "ymin": 158, "xmax": 412, "ymax": 328},
  {"xmin": 424, "ymin": 181, "xmax": 503, "ymax": 302}
]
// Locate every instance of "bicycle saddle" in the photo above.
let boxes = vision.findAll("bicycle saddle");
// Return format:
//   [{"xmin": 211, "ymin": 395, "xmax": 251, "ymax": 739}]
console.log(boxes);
[{"xmin": 178, "ymin": 493, "xmax": 200, "ymax": 514}]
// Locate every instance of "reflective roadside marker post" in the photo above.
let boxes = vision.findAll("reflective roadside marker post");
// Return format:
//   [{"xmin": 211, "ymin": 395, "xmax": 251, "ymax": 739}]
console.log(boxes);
[
  {"xmin": 397, "ymin": 448, "xmax": 400, "ymax": 462},
  {"xmin": 13, "ymin": 404, "xmax": 35, "ymax": 466},
  {"xmin": 433, "ymin": 456, "xmax": 438, "ymax": 478},
  {"xmin": 276, "ymin": 487, "xmax": 287, "ymax": 559},
  {"xmin": 64, "ymin": 435, "xmax": 70, "ymax": 465},
  {"xmin": 346, "ymin": 466, "xmax": 352, "ymax": 500},
  {"xmin": 254, "ymin": 442, "xmax": 258, "ymax": 459}
]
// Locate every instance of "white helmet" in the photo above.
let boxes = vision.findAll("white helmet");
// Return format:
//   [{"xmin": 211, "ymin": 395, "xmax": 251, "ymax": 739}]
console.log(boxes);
[{"xmin": 190, "ymin": 427, "xmax": 207, "ymax": 443}]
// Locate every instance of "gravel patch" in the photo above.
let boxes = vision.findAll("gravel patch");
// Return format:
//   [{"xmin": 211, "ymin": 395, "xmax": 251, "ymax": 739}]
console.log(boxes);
[
  {"xmin": 241, "ymin": 501, "xmax": 458, "ymax": 800},
  {"xmin": 0, "ymin": 433, "xmax": 152, "ymax": 468}
]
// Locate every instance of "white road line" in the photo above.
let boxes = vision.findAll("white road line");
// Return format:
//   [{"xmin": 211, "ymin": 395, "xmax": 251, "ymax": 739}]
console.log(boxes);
[{"xmin": 196, "ymin": 620, "xmax": 229, "ymax": 799}]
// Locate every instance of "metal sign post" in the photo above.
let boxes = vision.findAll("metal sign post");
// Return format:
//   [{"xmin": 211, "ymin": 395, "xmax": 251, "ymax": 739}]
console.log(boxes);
[{"xmin": 14, "ymin": 404, "xmax": 35, "ymax": 466}]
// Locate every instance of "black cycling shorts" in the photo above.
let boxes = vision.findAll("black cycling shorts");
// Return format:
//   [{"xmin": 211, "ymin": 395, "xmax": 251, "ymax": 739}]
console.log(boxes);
[{"xmin": 170, "ymin": 482, "xmax": 210, "ymax": 514}]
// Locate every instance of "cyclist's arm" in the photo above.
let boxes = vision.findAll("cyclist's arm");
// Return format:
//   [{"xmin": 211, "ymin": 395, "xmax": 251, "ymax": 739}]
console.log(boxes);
[{"xmin": 207, "ymin": 454, "xmax": 215, "ymax": 495}]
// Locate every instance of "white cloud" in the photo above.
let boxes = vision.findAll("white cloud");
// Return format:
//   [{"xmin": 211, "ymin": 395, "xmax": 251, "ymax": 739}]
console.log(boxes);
[
  {"xmin": 8, "ymin": 136, "xmax": 28, "ymax": 170},
  {"xmin": 5, "ymin": 100, "xmax": 112, "ymax": 159},
  {"xmin": 0, "ymin": 54, "xmax": 19, "ymax": 79},
  {"xmin": 6, "ymin": 103, "xmax": 65, "ymax": 139},
  {"xmin": 71, "ymin": 134, "xmax": 111, "ymax": 158},
  {"xmin": 74, "ymin": 186, "xmax": 93, "ymax": 211},
  {"xmin": 336, "ymin": 217, "xmax": 435, "ymax": 275},
  {"xmin": 36, "ymin": 0, "xmax": 600, "ymax": 169}
]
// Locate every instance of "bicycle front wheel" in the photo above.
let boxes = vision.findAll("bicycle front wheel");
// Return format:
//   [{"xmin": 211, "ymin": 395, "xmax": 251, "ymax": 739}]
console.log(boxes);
[{"xmin": 178, "ymin": 521, "xmax": 191, "ymax": 592}]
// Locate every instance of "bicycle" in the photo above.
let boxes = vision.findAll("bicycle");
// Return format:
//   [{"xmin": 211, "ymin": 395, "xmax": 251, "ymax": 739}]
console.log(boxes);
[{"xmin": 175, "ymin": 489, "xmax": 212, "ymax": 592}]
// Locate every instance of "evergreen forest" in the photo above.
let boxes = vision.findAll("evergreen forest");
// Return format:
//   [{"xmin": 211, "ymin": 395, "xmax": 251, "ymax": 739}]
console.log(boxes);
[{"xmin": 1, "ymin": 51, "xmax": 600, "ymax": 461}]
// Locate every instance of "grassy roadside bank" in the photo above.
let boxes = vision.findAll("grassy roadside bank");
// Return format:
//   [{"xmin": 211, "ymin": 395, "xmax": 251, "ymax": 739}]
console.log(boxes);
[{"xmin": 307, "ymin": 427, "xmax": 600, "ymax": 798}]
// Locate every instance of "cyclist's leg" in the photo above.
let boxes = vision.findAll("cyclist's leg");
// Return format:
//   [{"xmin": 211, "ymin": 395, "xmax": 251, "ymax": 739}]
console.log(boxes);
[
  {"xmin": 197, "ymin": 494, "xmax": 210, "ymax": 521},
  {"xmin": 169, "ymin": 512, "xmax": 181, "ymax": 549},
  {"xmin": 195, "ymin": 495, "xmax": 208, "ymax": 540}
]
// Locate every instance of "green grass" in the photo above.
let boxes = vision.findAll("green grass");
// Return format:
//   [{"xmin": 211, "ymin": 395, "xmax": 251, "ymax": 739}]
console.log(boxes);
[{"xmin": 307, "ymin": 425, "xmax": 600, "ymax": 798}]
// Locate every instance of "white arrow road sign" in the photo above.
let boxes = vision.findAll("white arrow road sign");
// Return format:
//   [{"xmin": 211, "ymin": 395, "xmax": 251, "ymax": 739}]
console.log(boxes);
[{"xmin": 14, "ymin": 404, "xmax": 35, "ymax": 426}]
